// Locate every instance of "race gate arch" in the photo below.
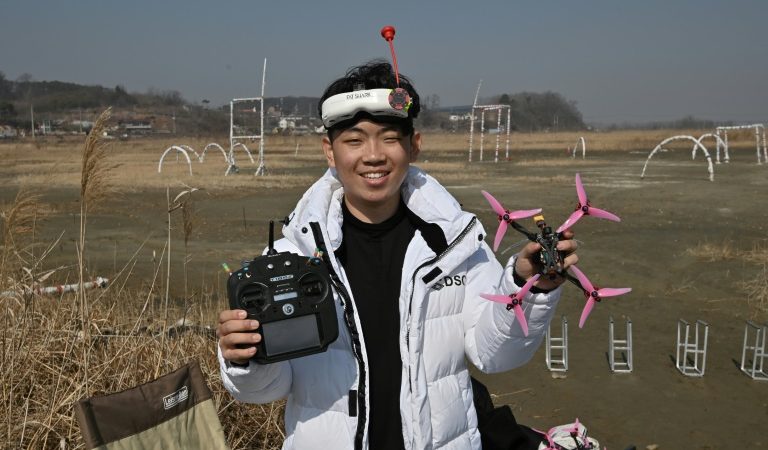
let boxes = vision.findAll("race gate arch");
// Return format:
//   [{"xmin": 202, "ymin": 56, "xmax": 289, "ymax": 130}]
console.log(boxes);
[
  {"xmin": 641, "ymin": 135, "xmax": 714, "ymax": 181},
  {"xmin": 200, "ymin": 143, "xmax": 228, "ymax": 164},
  {"xmin": 158, "ymin": 146, "xmax": 194, "ymax": 175},
  {"xmin": 571, "ymin": 136, "xmax": 586, "ymax": 159}
]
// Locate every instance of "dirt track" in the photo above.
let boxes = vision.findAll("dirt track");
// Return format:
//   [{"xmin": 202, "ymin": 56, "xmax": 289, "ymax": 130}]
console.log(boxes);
[{"xmin": 2, "ymin": 134, "xmax": 767, "ymax": 449}]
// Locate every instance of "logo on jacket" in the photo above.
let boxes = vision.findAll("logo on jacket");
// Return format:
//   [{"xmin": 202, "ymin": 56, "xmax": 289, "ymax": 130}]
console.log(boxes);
[{"xmin": 432, "ymin": 275, "xmax": 467, "ymax": 291}]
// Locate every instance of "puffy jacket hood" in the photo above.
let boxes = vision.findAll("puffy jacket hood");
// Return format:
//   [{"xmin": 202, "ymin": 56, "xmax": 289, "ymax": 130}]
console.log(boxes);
[{"xmin": 282, "ymin": 166, "xmax": 475, "ymax": 260}]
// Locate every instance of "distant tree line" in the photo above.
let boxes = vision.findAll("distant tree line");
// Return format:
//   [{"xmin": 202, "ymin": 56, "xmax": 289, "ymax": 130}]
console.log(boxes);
[
  {"xmin": 1, "ymin": 72, "xmax": 725, "ymax": 135},
  {"xmin": 0, "ymin": 72, "xmax": 232, "ymax": 136},
  {"xmin": 416, "ymin": 91, "xmax": 588, "ymax": 132},
  {"xmin": 601, "ymin": 115, "xmax": 726, "ymax": 131},
  {"xmin": 1, "ymin": 72, "xmax": 186, "ymax": 112},
  {"xmin": 1, "ymin": 72, "xmax": 592, "ymax": 134},
  {"xmin": 495, "ymin": 91, "xmax": 585, "ymax": 131}
]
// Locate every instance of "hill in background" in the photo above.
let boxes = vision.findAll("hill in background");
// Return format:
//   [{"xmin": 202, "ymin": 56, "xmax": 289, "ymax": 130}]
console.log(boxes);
[{"xmin": 1, "ymin": 71, "xmax": 722, "ymax": 137}]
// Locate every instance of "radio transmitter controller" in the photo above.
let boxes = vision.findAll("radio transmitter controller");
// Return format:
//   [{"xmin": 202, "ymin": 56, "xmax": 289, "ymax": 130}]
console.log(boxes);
[{"xmin": 227, "ymin": 220, "xmax": 338, "ymax": 364}]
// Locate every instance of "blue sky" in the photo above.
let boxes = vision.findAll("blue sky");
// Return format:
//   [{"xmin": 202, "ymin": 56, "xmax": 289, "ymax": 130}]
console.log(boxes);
[{"xmin": 1, "ymin": 0, "xmax": 766, "ymax": 124}]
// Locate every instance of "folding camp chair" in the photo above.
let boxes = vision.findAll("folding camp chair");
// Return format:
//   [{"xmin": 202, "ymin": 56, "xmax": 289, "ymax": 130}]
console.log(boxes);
[{"xmin": 75, "ymin": 360, "xmax": 229, "ymax": 450}]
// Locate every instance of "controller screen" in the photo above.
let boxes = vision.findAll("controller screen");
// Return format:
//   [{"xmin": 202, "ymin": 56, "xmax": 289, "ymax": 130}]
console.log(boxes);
[{"xmin": 262, "ymin": 315, "xmax": 321, "ymax": 356}]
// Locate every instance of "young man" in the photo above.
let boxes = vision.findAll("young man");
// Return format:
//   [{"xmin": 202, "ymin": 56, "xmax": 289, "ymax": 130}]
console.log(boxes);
[{"xmin": 217, "ymin": 61, "xmax": 578, "ymax": 450}]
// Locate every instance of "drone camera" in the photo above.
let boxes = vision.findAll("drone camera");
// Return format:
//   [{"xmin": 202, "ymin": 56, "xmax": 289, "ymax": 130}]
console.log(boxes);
[{"xmin": 530, "ymin": 214, "xmax": 564, "ymax": 279}]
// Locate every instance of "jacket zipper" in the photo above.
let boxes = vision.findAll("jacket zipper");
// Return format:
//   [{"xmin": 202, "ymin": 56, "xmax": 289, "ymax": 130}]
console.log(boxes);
[
  {"xmin": 309, "ymin": 222, "xmax": 367, "ymax": 450},
  {"xmin": 405, "ymin": 216, "xmax": 478, "ymax": 391}
]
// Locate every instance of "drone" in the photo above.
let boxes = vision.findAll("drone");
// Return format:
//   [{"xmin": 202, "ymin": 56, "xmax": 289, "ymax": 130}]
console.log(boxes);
[
  {"xmin": 480, "ymin": 173, "xmax": 631, "ymax": 335},
  {"xmin": 535, "ymin": 418, "xmax": 602, "ymax": 450}
]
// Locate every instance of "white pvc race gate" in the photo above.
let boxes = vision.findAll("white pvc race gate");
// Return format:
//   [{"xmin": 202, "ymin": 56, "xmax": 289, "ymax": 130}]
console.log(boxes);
[
  {"xmin": 641, "ymin": 135, "xmax": 715, "ymax": 181},
  {"xmin": 201, "ymin": 143, "xmax": 228, "ymax": 164},
  {"xmin": 715, "ymin": 124, "xmax": 767, "ymax": 165},
  {"xmin": 571, "ymin": 136, "xmax": 586, "ymax": 159},
  {"xmin": 468, "ymin": 104, "xmax": 511, "ymax": 163},
  {"xmin": 157, "ymin": 142, "xmax": 249, "ymax": 176},
  {"xmin": 230, "ymin": 96, "xmax": 265, "ymax": 176},
  {"xmin": 157, "ymin": 145, "xmax": 194, "ymax": 175}
]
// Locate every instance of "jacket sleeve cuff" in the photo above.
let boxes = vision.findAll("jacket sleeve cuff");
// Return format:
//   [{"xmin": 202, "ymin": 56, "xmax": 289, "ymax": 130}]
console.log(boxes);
[
  {"xmin": 217, "ymin": 343, "xmax": 292, "ymax": 402},
  {"xmin": 496, "ymin": 256, "xmax": 563, "ymax": 333}
]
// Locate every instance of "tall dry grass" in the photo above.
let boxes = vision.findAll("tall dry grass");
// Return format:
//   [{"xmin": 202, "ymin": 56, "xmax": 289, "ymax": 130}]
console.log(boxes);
[
  {"xmin": 686, "ymin": 239, "xmax": 768, "ymax": 320},
  {"xmin": 741, "ymin": 264, "xmax": 768, "ymax": 321},
  {"xmin": 77, "ymin": 108, "xmax": 116, "ymax": 396},
  {"xmin": 1, "ymin": 122, "xmax": 286, "ymax": 448},
  {"xmin": 1, "ymin": 273, "xmax": 285, "ymax": 448},
  {"xmin": 0, "ymin": 188, "xmax": 44, "ymax": 293},
  {"xmin": 158, "ymin": 185, "xmax": 200, "ymax": 375},
  {"xmin": 740, "ymin": 241, "xmax": 768, "ymax": 320},
  {"xmin": 685, "ymin": 239, "xmax": 737, "ymax": 262}
]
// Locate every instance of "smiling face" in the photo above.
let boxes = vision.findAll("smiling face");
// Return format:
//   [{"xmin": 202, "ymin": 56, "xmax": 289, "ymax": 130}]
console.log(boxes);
[{"xmin": 323, "ymin": 119, "xmax": 421, "ymax": 223}]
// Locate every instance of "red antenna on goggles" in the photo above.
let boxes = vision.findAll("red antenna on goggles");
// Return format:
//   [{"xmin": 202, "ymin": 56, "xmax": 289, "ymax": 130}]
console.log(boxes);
[
  {"xmin": 379, "ymin": 25, "xmax": 411, "ymax": 111},
  {"xmin": 380, "ymin": 25, "xmax": 400, "ymax": 86}
]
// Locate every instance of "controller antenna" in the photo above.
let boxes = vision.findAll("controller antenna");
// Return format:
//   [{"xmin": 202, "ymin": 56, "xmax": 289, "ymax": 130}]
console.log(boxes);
[
  {"xmin": 267, "ymin": 220, "xmax": 277, "ymax": 255},
  {"xmin": 380, "ymin": 25, "xmax": 401, "ymax": 86}
]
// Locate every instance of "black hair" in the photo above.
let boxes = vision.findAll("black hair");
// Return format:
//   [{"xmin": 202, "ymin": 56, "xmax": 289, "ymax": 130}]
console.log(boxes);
[{"xmin": 318, "ymin": 59, "xmax": 421, "ymax": 137}]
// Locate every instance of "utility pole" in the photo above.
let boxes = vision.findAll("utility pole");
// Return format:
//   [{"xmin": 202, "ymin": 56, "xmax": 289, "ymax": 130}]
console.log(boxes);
[{"xmin": 30, "ymin": 104, "xmax": 35, "ymax": 138}]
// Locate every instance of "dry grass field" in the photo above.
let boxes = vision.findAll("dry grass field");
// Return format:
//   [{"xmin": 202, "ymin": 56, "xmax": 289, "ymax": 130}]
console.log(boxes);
[{"xmin": 1, "ymin": 126, "xmax": 767, "ymax": 449}]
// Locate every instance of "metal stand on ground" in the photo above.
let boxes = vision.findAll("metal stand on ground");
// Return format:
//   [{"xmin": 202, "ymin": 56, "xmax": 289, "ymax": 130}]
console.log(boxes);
[
  {"xmin": 546, "ymin": 316, "xmax": 568, "ymax": 372},
  {"xmin": 740, "ymin": 321, "xmax": 768, "ymax": 381},
  {"xmin": 676, "ymin": 319, "xmax": 708, "ymax": 377},
  {"xmin": 608, "ymin": 316, "xmax": 633, "ymax": 373}
]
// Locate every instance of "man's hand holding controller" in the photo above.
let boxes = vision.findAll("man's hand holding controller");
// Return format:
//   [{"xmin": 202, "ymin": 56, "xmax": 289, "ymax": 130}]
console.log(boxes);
[{"xmin": 218, "ymin": 309, "xmax": 261, "ymax": 365}]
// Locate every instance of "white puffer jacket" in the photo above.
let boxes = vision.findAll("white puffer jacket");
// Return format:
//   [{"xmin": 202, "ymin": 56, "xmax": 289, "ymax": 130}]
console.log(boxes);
[{"xmin": 219, "ymin": 166, "xmax": 562, "ymax": 450}]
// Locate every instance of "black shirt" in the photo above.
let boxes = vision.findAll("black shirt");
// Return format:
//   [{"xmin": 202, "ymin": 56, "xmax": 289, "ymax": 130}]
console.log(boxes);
[{"xmin": 335, "ymin": 200, "xmax": 415, "ymax": 450}]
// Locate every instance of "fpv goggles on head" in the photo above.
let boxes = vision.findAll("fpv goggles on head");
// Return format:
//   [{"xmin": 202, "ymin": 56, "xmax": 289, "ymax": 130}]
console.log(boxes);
[{"xmin": 321, "ymin": 88, "xmax": 412, "ymax": 129}]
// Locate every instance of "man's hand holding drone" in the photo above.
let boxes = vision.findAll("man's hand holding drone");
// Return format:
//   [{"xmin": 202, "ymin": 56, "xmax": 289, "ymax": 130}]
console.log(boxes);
[{"xmin": 514, "ymin": 228, "xmax": 578, "ymax": 292}]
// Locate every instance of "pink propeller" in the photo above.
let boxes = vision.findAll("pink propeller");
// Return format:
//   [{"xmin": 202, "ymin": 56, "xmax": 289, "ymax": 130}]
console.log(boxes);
[
  {"xmin": 480, "ymin": 273, "xmax": 540, "ymax": 336},
  {"xmin": 567, "ymin": 418, "xmax": 581, "ymax": 437},
  {"xmin": 556, "ymin": 173, "xmax": 621, "ymax": 233},
  {"xmin": 569, "ymin": 265, "xmax": 632, "ymax": 328},
  {"xmin": 481, "ymin": 190, "xmax": 542, "ymax": 252},
  {"xmin": 535, "ymin": 428, "xmax": 557, "ymax": 450}
]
